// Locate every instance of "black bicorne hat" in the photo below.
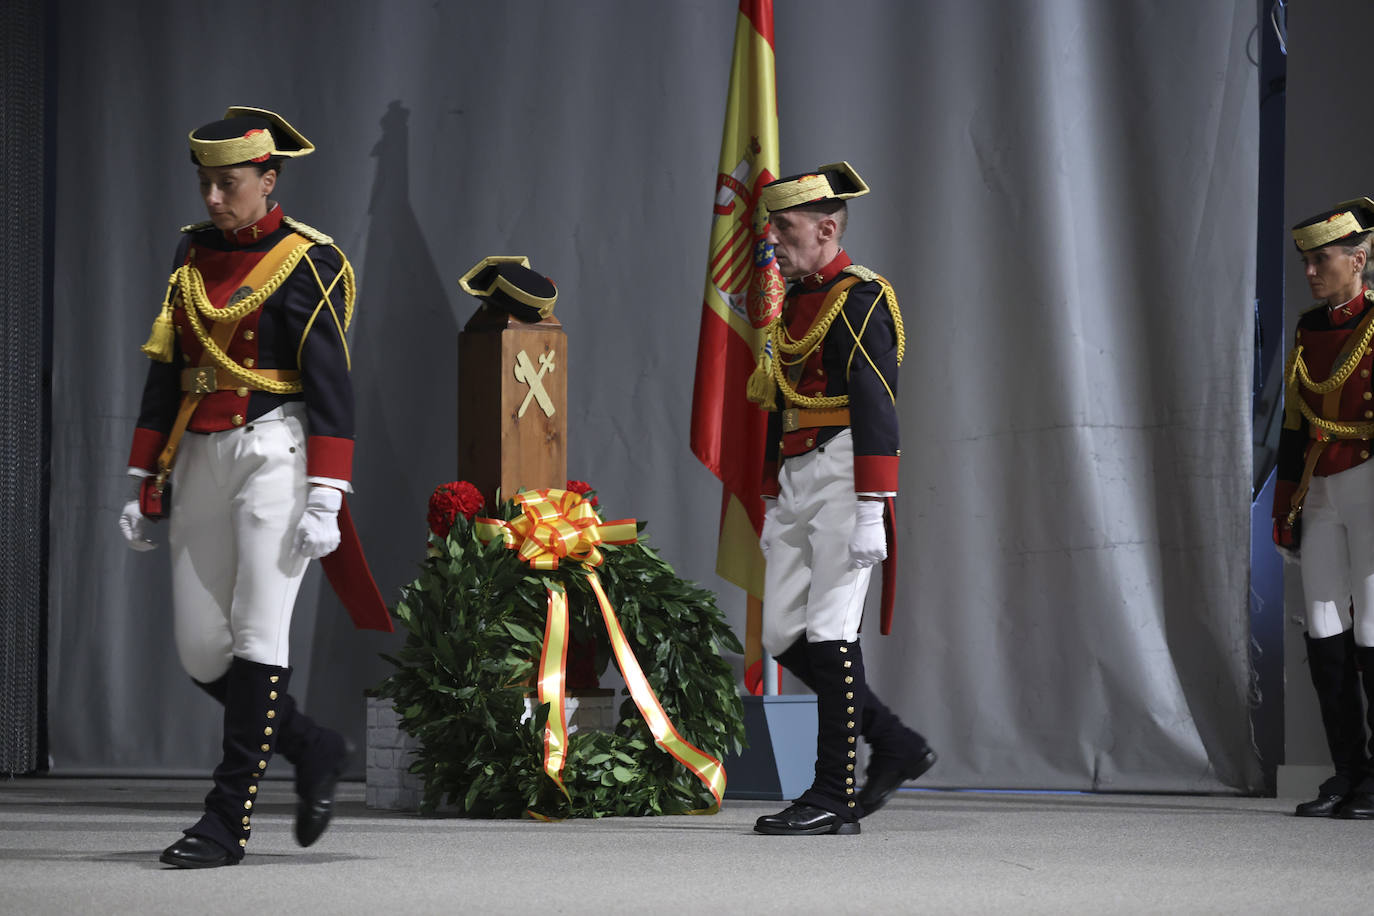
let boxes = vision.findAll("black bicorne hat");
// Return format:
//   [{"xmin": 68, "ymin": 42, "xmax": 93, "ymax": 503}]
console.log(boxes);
[
  {"xmin": 1292, "ymin": 197, "xmax": 1374, "ymax": 251},
  {"xmin": 458, "ymin": 256, "xmax": 558, "ymax": 323},
  {"xmin": 760, "ymin": 161, "xmax": 870, "ymax": 213},
  {"xmin": 189, "ymin": 106, "xmax": 314, "ymax": 167}
]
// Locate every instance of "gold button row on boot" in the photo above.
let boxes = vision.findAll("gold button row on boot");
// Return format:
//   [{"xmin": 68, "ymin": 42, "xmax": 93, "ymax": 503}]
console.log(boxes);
[{"xmin": 241, "ymin": 680, "xmax": 284, "ymax": 846}]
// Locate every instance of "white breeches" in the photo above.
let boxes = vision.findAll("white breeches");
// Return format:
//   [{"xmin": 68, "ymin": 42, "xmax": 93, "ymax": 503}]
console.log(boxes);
[
  {"xmin": 762, "ymin": 431, "xmax": 872, "ymax": 655},
  {"xmin": 168, "ymin": 404, "xmax": 310, "ymax": 682},
  {"xmin": 1300, "ymin": 459, "xmax": 1374, "ymax": 646}
]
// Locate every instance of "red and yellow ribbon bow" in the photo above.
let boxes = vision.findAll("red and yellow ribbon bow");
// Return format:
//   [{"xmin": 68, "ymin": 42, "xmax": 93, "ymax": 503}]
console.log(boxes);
[{"xmin": 475, "ymin": 488, "xmax": 726, "ymax": 814}]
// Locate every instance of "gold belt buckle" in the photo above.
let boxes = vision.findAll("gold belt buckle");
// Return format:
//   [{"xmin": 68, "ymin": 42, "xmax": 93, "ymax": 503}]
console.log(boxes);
[
  {"xmin": 189, "ymin": 366, "xmax": 217, "ymax": 394},
  {"xmin": 781, "ymin": 408, "xmax": 800, "ymax": 433}
]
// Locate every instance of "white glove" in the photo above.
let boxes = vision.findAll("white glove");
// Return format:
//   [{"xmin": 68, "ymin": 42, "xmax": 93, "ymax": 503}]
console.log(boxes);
[
  {"xmin": 293, "ymin": 486, "xmax": 342, "ymax": 559},
  {"xmin": 848, "ymin": 500, "xmax": 887, "ymax": 569},
  {"xmin": 759, "ymin": 500, "xmax": 780, "ymax": 561},
  {"xmin": 1274, "ymin": 542, "xmax": 1300, "ymax": 565},
  {"xmin": 118, "ymin": 476, "xmax": 157, "ymax": 552}
]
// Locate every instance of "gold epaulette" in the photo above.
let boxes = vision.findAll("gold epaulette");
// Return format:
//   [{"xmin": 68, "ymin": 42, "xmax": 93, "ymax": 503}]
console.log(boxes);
[
  {"xmin": 843, "ymin": 264, "xmax": 879, "ymax": 282},
  {"xmin": 283, "ymin": 216, "xmax": 333, "ymax": 245},
  {"xmin": 180, "ymin": 220, "xmax": 214, "ymax": 233}
]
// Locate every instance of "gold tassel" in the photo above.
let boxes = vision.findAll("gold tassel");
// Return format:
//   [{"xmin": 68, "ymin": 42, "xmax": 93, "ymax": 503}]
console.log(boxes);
[
  {"xmin": 745, "ymin": 337, "xmax": 777, "ymax": 407},
  {"xmin": 139, "ymin": 272, "xmax": 179, "ymax": 363}
]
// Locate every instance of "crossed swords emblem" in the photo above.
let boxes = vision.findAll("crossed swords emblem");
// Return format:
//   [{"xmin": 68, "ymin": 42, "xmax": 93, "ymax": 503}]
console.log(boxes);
[{"xmin": 513, "ymin": 348, "xmax": 556, "ymax": 418}]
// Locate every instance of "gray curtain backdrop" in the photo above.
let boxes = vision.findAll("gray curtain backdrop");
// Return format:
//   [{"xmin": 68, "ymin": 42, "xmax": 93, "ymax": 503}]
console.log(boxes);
[
  {"xmin": 47, "ymin": 0, "xmax": 1262, "ymax": 792},
  {"xmin": 1, "ymin": 0, "xmax": 48, "ymax": 775}
]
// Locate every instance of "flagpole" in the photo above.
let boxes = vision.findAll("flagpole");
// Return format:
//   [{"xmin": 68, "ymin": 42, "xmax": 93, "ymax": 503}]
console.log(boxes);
[{"xmin": 690, "ymin": 0, "xmax": 783, "ymax": 698}]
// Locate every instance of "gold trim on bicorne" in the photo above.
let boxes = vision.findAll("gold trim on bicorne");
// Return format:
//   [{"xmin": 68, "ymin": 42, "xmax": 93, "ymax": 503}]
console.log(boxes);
[
  {"xmin": 189, "ymin": 130, "xmax": 276, "ymax": 168},
  {"xmin": 189, "ymin": 106, "xmax": 315, "ymax": 167},
  {"xmin": 222, "ymin": 106, "xmax": 313, "ymax": 154},
  {"xmin": 494, "ymin": 274, "xmax": 556, "ymax": 317},
  {"xmin": 458, "ymin": 255, "xmax": 531, "ymax": 294},
  {"xmin": 761, "ymin": 161, "xmax": 870, "ymax": 212},
  {"xmin": 761, "ymin": 173, "xmax": 834, "ymax": 211},
  {"xmin": 1294, "ymin": 210, "xmax": 1365, "ymax": 251},
  {"xmin": 457, "ymin": 255, "xmax": 558, "ymax": 318}
]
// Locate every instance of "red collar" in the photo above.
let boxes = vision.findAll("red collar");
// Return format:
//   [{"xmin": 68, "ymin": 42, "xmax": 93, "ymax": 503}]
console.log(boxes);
[
  {"xmin": 1329, "ymin": 288, "xmax": 1368, "ymax": 324},
  {"xmin": 223, "ymin": 204, "xmax": 283, "ymax": 246},
  {"xmin": 799, "ymin": 250, "xmax": 852, "ymax": 290}
]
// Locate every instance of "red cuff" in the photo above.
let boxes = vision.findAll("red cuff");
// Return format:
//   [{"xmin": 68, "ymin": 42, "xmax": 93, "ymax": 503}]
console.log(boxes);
[
  {"xmin": 1272, "ymin": 479, "xmax": 1297, "ymax": 520},
  {"xmin": 128, "ymin": 427, "xmax": 168, "ymax": 472},
  {"xmin": 761, "ymin": 460, "xmax": 780, "ymax": 498},
  {"xmin": 307, "ymin": 435, "xmax": 354, "ymax": 481},
  {"xmin": 854, "ymin": 455, "xmax": 899, "ymax": 492}
]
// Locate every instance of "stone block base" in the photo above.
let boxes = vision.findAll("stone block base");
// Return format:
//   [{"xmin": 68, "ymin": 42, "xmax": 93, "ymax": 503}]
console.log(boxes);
[{"xmin": 365, "ymin": 691, "xmax": 618, "ymax": 811}]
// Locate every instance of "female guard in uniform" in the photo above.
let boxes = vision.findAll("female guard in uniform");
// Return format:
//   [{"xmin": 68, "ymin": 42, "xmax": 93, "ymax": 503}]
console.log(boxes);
[
  {"xmin": 1275, "ymin": 197, "xmax": 1374, "ymax": 820},
  {"xmin": 118, "ymin": 107, "xmax": 375, "ymax": 866}
]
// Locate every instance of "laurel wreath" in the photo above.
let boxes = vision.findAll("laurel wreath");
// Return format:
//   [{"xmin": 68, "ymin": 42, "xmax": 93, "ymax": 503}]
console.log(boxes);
[{"xmin": 370, "ymin": 496, "xmax": 746, "ymax": 818}]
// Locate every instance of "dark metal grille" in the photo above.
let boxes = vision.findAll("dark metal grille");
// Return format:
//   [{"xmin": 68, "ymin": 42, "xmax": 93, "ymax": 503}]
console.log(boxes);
[{"xmin": 0, "ymin": 0, "xmax": 47, "ymax": 775}]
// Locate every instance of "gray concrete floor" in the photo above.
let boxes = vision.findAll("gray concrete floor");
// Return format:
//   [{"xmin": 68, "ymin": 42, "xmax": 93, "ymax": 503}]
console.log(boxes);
[{"xmin": 1, "ymin": 778, "xmax": 1372, "ymax": 915}]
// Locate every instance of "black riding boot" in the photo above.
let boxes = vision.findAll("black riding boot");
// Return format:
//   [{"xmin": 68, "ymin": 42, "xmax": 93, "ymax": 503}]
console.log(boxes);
[
  {"xmin": 774, "ymin": 637, "xmax": 936, "ymax": 816},
  {"xmin": 161, "ymin": 657, "xmax": 290, "ymax": 867},
  {"xmin": 193, "ymin": 668, "xmax": 348, "ymax": 845},
  {"xmin": 755, "ymin": 639, "xmax": 864, "ymax": 835},
  {"xmin": 1337, "ymin": 645, "xmax": 1374, "ymax": 819},
  {"xmin": 193, "ymin": 671, "xmax": 228, "ymax": 703},
  {"xmin": 1296, "ymin": 632, "xmax": 1368, "ymax": 817},
  {"xmin": 274, "ymin": 691, "xmax": 350, "ymax": 845}
]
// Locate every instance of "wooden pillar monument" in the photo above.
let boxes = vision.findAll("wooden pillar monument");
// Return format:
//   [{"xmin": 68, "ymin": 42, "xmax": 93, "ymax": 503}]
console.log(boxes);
[{"xmin": 455, "ymin": 257, "xmax": 565, "ymax": 507}]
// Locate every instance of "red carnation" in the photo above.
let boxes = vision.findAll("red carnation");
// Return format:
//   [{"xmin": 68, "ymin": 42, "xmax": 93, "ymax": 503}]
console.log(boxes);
[
  {"xmin": 428, "ymin": 481, "xmax": 485, "ymax": 537},
  {"xmin": 566, "ymin": 479, "xmax": 598, "ymax": 508}
]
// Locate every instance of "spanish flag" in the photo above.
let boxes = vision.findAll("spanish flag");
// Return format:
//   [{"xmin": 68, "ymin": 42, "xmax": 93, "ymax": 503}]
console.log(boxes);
[{"xmin": 690, "ymin": 0, "xmax": 782, "ymax": 693}]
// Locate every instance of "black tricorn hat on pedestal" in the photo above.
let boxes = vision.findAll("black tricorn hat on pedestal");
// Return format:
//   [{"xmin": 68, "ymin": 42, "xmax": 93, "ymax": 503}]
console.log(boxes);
[
  {"xmin": 1292, "ymin": 197, "xmax": 1374, "ymax": 251},
  {"xmin": 458, "ymin": 256, "xmax": 558, "ymax": 323},
  {"xmin": 188, "ymin": 106, "xmax": 314, "ymax": 168}
]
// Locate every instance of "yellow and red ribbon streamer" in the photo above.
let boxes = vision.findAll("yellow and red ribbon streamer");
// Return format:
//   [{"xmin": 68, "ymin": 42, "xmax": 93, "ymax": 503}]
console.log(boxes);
[{"xmin": 476, "ymin": 488, "xmax": 727, "ymax": 812}]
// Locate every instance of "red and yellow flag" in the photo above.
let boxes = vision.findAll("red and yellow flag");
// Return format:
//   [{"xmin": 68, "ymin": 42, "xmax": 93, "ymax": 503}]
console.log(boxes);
[{"xmin": 689, "ymin": 0, "xmax": 782, "ymax": 692}]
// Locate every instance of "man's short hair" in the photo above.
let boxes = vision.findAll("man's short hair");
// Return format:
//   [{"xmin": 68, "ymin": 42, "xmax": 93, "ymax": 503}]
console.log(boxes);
[{"xmin": 777, "ymin": 199, "xmax": 848, "ymax": 238}]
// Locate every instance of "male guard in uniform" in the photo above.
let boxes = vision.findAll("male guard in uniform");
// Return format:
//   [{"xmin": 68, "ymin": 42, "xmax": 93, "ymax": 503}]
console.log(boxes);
[{"xmin": 749, "ymin": 162, "xmax": 935, "ymax": 836}]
